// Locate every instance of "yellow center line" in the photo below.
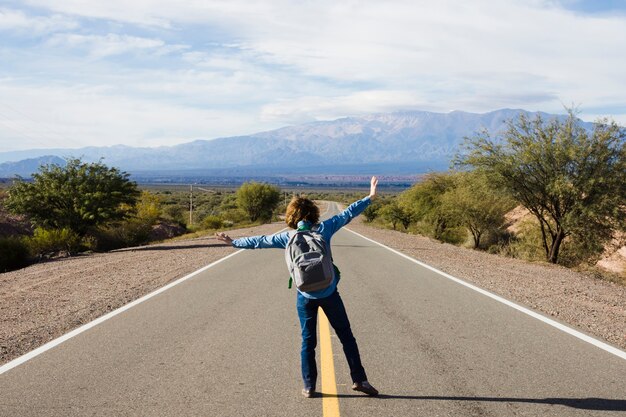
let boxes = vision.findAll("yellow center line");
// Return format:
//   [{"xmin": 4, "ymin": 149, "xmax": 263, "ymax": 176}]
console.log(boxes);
[{"xmin": 319, "ymin": 309, "xmax": 340, "ymax": 417}]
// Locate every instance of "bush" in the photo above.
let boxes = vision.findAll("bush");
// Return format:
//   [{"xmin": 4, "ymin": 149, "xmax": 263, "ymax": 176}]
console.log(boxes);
[
  {"xmin": 162, "ymin": 203, "xmax": 186, "ymax": 226},
  {"xmin": 558, "ymin": 236, "xmax": 607, "ymax": 268},
  {"xmin": 0, "ymin": 237, "xmax": 30, "ymax": 272},
  {"xmin": 90, "ymin": 219, "xmax": 152, "ymax": 251},
  {"xmin": 202, "ymin": 215, "xmax": 223, "ymax": 230},
  {"xmin": 399, "ymin": 173, "xmax": 456, "ymax": 239},
  {"xmin": 6, "ymin": 158, "xmax": 139, "ymax": 235},
  {"xmin": 26, "ymin": 227, "xmax": 81, "ymax": 256},
  {"xmin": 378, "ymin": 201, "xmax": 413, "ymax": 230},
  {"xmin": 363, "ymin": 202, "xmax": 381, "ymax": 222},
  {"xmin": 439, "ymin": 171, "xmax": 515, "ymax": 249},
  {"xmin": 135, "ymin": 191, "xmax": 162, "ymax": 224},
  {"xmin": 221, "ymin": 208, "xmax": 249, "ymax": 225},
  {"xmin": 504, "ymin": 220, "xmax": 545, "ymax": 261},
  {"xmin": 236, "ymin": 182, "xmax": 281, "ymax": 222},
  {"xmin": 439, "ymin": 227, "xmax": 468, "ymax": 245}
]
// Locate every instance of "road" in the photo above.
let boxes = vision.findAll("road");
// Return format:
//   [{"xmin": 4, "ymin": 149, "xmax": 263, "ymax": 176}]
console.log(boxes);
[{"xmin": 0, "ymin": 202, "xmax": 625, "ymax": 416}]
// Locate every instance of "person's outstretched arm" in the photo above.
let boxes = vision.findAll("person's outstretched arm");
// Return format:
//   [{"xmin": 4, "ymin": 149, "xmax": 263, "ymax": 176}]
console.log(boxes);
[
  {"xmin": 215, "ymin": 231, "xmax": 289, "ymax": 249},
  {"xmin": 324, "ymin": 176, "xmax": 378, "ymax": 235}
]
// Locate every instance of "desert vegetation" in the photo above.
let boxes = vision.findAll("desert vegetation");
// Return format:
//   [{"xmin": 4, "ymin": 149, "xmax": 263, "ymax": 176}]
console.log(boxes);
[
  {"xmin": 1, "ymin": 112, "xmax": 624, "ymax": 281},
  {"xmin": 365, "ymin": 111, "xmax": 626, "ymax": 280},
  {"xmin": 0, "ymin": 161, "xmax": 283, "ymax": 272}
]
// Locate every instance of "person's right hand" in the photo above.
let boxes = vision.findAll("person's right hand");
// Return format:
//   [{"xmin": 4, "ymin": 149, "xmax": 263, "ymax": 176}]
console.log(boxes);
[
  {"xmin": 369, "ymin": 176, "xmax": 378, "ymax": 199},
  {"xmin": 215, "ymin": 232, "xmax": 233, "ymax": 245}
]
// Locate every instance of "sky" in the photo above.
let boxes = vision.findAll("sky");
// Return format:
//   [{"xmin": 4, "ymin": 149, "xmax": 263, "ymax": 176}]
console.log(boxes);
[{"xmin": 0, "ymin": 0, "xmax": 625, "ymax": 152}]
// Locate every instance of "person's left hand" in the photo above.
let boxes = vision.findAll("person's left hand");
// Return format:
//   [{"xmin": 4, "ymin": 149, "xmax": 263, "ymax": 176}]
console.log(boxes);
[
  {"xmin": 215, "ymin": 232, "xmax": 233, "ymax": 245},
  {"xmin": 369, "ymin": 176, "xmax": 379, "ymax": 199}
]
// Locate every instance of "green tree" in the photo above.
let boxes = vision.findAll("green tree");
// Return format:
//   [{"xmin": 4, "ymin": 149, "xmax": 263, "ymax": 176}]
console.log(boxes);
[
  {"xmin": 362, "ymin": 200, "xmax": 382, "ymax": 222},
  {"xmin": 441, "ymin": 171, "xmax": 516, "ymax": 248},
  {"xmin": 399, "ymin": 173, "xmax": 456, "ymax": 239},
  {"xmin": 6, "ymin": 158, "xmax": 139, "ymax": 236},
  {"xmin": 236, "ymin": 182, "xmax": 281, "ymax": 223},
  {"xmin": 458, "ymin": 111, "xmax": 626, "ymax": 263},
  {"xmin": 379, "ymin": 200, "xmax": 413, "ymax": 231}
]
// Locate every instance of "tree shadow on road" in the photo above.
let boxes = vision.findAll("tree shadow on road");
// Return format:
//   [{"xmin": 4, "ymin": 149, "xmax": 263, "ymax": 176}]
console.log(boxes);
[{"xmin": 323, "ymin": 394, "xmax": 626, "ymax": 411}]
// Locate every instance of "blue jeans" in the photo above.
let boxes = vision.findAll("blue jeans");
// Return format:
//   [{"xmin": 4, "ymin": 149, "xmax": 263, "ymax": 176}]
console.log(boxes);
[{"xmin": 296, "ymin": 289, "xmax": 367, "ymax": 389}]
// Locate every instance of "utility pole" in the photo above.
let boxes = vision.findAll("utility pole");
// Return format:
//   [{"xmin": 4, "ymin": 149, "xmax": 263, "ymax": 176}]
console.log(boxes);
[
  {"xmin": 189, "ymin": 184, "xmax": 193, "ymax": 226},
  {"xmin": 189, "ymin": 185, "xmax": 215, "ymax": 227}
]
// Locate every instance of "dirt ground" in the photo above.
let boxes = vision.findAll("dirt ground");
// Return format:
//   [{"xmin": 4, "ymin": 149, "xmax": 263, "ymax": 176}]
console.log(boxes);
[{"xmin": 1, "ymin": 210, "xmax": 625, "ymax": 366}]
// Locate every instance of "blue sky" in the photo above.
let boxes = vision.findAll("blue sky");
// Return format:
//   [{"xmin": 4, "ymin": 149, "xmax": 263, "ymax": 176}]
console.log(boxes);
[
  {"xmin": 561, "ymin": 0, "xmax": 626, "ymax": 14},
  {"xmin": 0, "ymin": 0, "xmax": 625, "ymax": 151}
]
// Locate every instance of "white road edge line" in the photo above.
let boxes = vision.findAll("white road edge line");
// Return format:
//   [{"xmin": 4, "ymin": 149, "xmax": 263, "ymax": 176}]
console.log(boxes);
[
  {"xmin": 0, "ymin": 248, "xmax": 247, "ymax": 376},
  {"xmin": 345, "ymin": 227, "xmax": 626, "ymax": 361}
]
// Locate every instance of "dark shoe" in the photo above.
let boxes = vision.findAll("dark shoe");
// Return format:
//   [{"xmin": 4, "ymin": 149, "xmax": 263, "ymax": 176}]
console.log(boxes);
[
  {"xmin": 352, "ymin": 381, "xmax": 379, "ymax": 396},
  {"xmin": 302, "ymin": 387, "xmax": 316, "ymax": 398}
]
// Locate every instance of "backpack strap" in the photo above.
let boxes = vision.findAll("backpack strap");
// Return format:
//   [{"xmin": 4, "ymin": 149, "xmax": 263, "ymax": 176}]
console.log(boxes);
[{"xmin": 287, "ymin": 230, "xmax": 297, "ymax": 289}]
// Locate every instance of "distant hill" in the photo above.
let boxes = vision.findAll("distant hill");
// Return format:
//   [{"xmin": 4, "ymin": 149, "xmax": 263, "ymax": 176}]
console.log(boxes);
[
  {"xmin": 0, "ymin": 155, "xmax": 66, "ymax": 178},
  {"xmin": 0, "ymin": 109, "xmax": 589, "ymax": 178}
]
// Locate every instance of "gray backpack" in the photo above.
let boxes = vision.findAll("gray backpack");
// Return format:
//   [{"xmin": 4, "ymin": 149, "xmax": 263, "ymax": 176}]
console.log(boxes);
[{"xmin": 285, "ymin": 227, "xmax": 334, "ymax": 292}]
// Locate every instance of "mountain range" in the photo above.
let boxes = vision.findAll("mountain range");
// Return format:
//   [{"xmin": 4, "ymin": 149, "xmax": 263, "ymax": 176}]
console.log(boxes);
[{"xmin": 0, "ymin": 109, "xmax": 584, "ymax": 178}]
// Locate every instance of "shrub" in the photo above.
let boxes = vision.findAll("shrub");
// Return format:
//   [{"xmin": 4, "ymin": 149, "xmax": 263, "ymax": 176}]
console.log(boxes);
[
  {"xmin": 202, "ymin": 215, "xmax": 223, "ymax": 230},
  {"xmin": 378, "ymin": 201, "xmax": 413, "ymax": 230},
  {"xmin": 505, "ymin": 220, "xmax": 545, "ymax": 261},
  {"xmin": 26, "ymin": 227, "xmax": 81, "ymax": 256},
  {"xmin": 399, "ymin": 173, "xmax": 456, "ymax": 239},
  {"xmin": 439, "ymin": 171, "xmax": 516, "ymax": 249},
  {"xmin": 221, "ymin": 208, "xmax": 249, "ymax": 225},
  {"xmin": 439, "ymin": 227, "xmax": 468, "ymax": 245},
  {"xmin": 135, "ymin": 191, "xmax": 162, "ymax": 224},
  {"xmin": 0, "ymin": 237, "xmax": 30, "ymax": 272},
  {"xmin": 162, "ymin": 203, "xmax": 187, "ymax": 227},
  {"xmin": 6, "ymin": 158, "xmax": 139, "ymax": 236},
  {"xmin": 558, "ymin": 236, "xmax": 607, "ymax": 268},
  {"xmin": 363, "ymin": 202, "xmax": 381, "ymax": 222},
  {"xmin": 236, "ymin": 182, "xmax": 281, "ymax": 222},
  {"xmin": 90, "ymin": 219, "xmax": 152, "ymax": 251}
]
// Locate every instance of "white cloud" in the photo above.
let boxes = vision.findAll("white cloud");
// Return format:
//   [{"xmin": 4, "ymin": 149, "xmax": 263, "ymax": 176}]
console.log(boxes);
[
  {"xmin": 0, "ymin": 82, "xmax": 276, "ymax": 152},
  {"xmin": 21, "ymin": 0, "xmax": 174, "ymax": 28},
  {"xmin": 260, "ymin": 91, "xmax": 430, "ymax": 124},
  {"xmin": 0, "ymin": 7, "xmax": 78, "ymax": 34},
  {"xmin": 1, "ymin": 0, "xmax": 624, "ymax": 149},
  {"xmin": 45, "ymin": 33, "xmax": 187, "ymax": 58}
]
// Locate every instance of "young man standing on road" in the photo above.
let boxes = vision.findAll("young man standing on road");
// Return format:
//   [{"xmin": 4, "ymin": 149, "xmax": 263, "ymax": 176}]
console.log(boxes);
[{"xmin": 216, "ymin": 176, "xmax": 379, "ymax": 398}]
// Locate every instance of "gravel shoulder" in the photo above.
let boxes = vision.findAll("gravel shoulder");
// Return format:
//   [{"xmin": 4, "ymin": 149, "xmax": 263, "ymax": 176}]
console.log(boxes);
[
  {"xmin": 347, "ymin": 216, "xmax": 626, "ymax": 352},
  {"xmin": 1, "ymin": 207, "xmax": 625, "ymax": 367}
]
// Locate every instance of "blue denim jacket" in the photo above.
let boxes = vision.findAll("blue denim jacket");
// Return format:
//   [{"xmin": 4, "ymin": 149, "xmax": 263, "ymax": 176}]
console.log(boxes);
[{"xmin": 231, "ymin": 196, "xmax": 372, "ymax": 299}]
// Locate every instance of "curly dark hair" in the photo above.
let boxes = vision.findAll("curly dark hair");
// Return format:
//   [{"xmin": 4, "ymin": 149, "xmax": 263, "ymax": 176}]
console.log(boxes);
[{"xmin": 285, "ymin": 196, "xmax": 320, "ymax": 229}]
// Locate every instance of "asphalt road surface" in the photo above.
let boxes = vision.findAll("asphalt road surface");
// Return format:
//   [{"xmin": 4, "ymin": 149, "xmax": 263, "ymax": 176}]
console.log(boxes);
[{"xmin": 0, "ymin": 202, "xmax": 625, "ymax": 416}]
